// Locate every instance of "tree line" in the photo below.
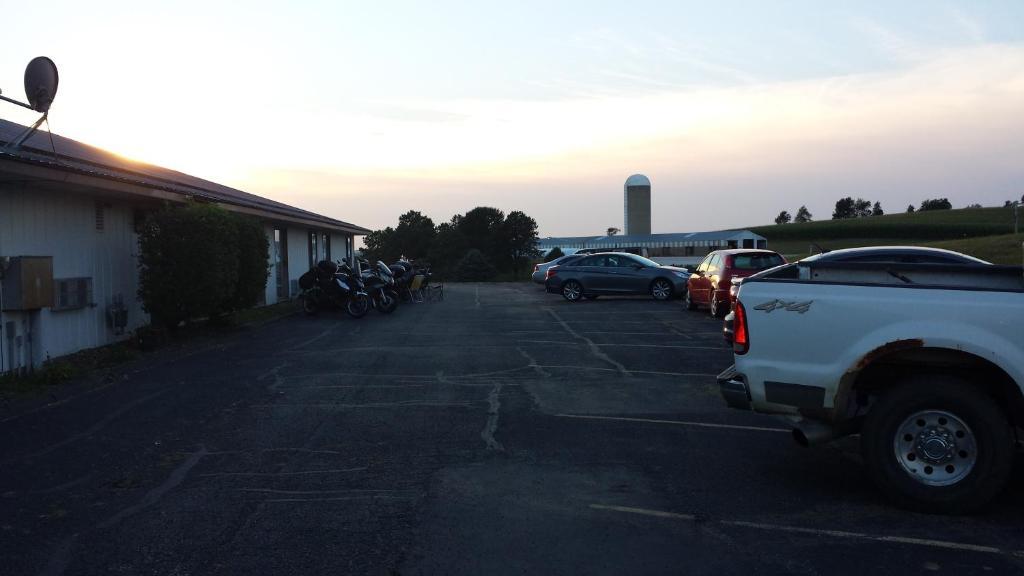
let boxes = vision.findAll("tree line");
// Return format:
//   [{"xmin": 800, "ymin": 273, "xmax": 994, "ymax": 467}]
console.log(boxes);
[
  {"xmin": 773, "ymin": 196, "xmax": 1003, "ymax": 225},
  {"xmin": 361, "ymin": 207, "xmax": 541, "ymax": 281}
]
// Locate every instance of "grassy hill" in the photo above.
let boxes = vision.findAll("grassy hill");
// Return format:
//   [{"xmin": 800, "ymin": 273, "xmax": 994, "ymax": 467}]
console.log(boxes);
[{"xmin": 747, "ymin": 206, "xmax": 1023, "ymax": 263}]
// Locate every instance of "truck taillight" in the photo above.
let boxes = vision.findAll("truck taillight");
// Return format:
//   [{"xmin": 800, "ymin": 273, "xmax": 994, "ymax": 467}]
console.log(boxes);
[{"xmin": 733, "ymin": 301, "xmax": 749, "ymax": 355}]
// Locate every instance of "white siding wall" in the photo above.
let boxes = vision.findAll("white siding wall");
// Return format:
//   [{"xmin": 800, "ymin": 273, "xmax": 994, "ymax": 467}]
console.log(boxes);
[
  {"xmin": 0, "ymin": 185, "xmax": 357, "ymax": 369},
  {"xmin": 0, "ymin": 185, "xmax": 148, "ymax": 369}
]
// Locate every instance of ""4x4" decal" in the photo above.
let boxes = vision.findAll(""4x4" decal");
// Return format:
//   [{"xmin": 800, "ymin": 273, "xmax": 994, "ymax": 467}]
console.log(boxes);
[{"xmin": 753, "ymin": 299, "xmax": 813, "ymax": 314}]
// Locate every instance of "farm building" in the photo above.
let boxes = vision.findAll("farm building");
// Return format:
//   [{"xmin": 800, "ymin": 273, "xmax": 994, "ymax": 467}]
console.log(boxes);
[
  {"xmin": 538, "ymin": 230, "xmax": 768, "ymax": 266},
  {"xmin": 0, "ymin": 118, "xmax": 369, "ymax": 372}
]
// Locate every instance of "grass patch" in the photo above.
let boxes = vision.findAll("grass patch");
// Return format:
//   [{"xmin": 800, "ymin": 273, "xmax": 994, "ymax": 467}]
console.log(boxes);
[
  {"xmin": 922, "ymin": 233, "xmax": 1024, "ymax": 265},
  {"xmin": 0, "ymin": 301, "xmax": 296, "ymax": 399},
  {"xmin": 0, "ymin": 340, "xmax": 141, "ymax": 398},
  {"xmin": 747, "ymin": 207, "xmax": 1022, "ymax": 262},
  {"xmin": 228, "ymin": 301, "xmax": 298, "ymax": 327},
  {"xmin": 749, "ymin": 207, "xmax": 1018, "ymax": 244},
  {"xmin": 768, "ymin": 234, "xmax": 1024, "ymax": 264}
]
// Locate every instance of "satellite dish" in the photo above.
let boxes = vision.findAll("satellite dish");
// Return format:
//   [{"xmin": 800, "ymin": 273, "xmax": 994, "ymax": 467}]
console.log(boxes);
[
  {"xmin": 0, "ymin": 57, "xmax": 59, "ymax": 152},
  {"xmin": 24, "ymin": 57, "xmax": 58, "ymax": 113}
]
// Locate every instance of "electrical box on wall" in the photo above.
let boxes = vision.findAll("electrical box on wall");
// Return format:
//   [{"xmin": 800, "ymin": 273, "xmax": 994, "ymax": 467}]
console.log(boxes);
[{"xmin": 1, "ymin": 256, "xmax": 54, "ymax": 311}]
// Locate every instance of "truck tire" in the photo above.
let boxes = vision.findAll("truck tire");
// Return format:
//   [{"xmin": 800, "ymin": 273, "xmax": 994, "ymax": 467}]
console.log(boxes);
[{"xmin": 860, "ymin": 375, "xmax": 1014, "ymax": 514}]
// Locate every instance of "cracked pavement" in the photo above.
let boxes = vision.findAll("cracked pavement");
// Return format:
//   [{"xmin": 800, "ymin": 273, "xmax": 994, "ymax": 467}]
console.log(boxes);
[{"xmin": 1, "ymin": 283, "xmax": 1022, "ymax": 575}]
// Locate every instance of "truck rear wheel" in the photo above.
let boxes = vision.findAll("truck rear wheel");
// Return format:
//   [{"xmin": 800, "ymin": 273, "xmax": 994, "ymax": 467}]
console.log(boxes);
[{"xmin": 860, "ymin": 375, "xmax": 1014, "ymax": 514}]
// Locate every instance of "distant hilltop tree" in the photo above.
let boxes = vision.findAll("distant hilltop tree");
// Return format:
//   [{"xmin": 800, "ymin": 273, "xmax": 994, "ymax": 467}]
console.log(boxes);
[
  {"xmin": 794, "ymin": 205, "xmax": 812, "ymax": 223},
  {"xmin": 966, "ymin": 203, "xmax": 983, "ymax": 209},
  {"xmin": 919, "ymin": 198, "xmax": 952, "ymax": 211},
  {"xmin": 907, "ymin": 204, "xmax": 916, "ymax": 213},
  {"xmin": 774, "ymin": 210, "xmax": 792, "ymax": 225},
  {"xmin": 606, "ymin": 227, "xmax": 620, "ymax": 236},
  {"xmin": 871, "ymin": 201, "xmax": 884, "ymax": 216},
  {"xmin": 832, "ymin": 197, "xmax": 873, "ymax": 219}
]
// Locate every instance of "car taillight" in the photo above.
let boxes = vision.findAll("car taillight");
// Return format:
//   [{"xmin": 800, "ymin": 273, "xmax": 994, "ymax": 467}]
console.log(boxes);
[
  {"xmin": 733, "ymin": 301, "xmax": 749, "ymax": 355},
  {"xmin": 545, "ymin": 268, "xmax": 557, "ymax": 279},
  {"xmin": 533, "ymin": 264, "xmax": 539, "ymax": 273}
]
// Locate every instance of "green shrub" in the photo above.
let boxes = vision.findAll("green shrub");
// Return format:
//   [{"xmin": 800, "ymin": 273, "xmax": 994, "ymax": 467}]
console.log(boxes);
[
  {"xmin": 455, "ymin": 249, "xmax": 497, "ymax": 281},
  {"xmin": 544, "ymin": 247, "xmax": 564, "ymax": 262},
  {"xmin": 232, "ymin": 216, "xmax": 271, "ymax": 310},
  {"xmin": 138, "ymin": 203, "xmax": 269, "ymax": 328}
]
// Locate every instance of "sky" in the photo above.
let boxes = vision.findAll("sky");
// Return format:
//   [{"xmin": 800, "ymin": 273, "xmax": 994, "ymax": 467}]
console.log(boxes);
[{"xmin": 1, "ymin": 1, "xmax": 1023, "ymax": 240}]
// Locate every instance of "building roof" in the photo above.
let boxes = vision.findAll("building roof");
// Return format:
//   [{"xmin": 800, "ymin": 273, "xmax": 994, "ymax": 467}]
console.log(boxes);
[
  {"xmin": 0, "ymin": 118, "xmax": 370, "ymax": 235},
  {"xmin": 624, "ymin": 174, "xmax": 650, "ymax": 188},
  {"xmin": 539, "ymin": 230, "xmax": 765, "ymax": 246}
]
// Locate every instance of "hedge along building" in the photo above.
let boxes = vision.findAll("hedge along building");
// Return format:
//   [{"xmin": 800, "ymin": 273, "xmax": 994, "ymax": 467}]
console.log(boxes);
[{"xmin": 0, "ymin": 118, "xmax": 369, "ymax": 372}]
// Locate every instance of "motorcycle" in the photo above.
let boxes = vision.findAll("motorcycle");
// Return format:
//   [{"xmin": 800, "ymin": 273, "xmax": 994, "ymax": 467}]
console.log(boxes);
[
  {"xmin": 361, "ymin": 261, "xmax": 399, "ymax": 314},
  {"xmin": 298, "ymin": 260, "xmax": 370, "ymax": 318}
]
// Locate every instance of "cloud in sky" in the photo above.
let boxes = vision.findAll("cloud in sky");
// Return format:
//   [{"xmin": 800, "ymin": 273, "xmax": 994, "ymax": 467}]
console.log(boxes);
[{"xmin": 231, "ymin": 42, "xmax": 1024, "ymax": 236}]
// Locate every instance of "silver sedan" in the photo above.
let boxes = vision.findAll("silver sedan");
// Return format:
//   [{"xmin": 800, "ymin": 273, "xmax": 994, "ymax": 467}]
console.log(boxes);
[
  {"xmin": 532, "ymin": 254, "xmax": 584, "ymax": 284},
  {"xmin": 545, "ymin": 252, "xmax": 690, "ymax": 301}
]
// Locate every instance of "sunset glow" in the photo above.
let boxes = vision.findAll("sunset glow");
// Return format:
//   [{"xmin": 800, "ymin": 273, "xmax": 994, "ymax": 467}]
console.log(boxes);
[{"xmin": 2, "ymin": 2, "xmax": 1022, "ymax": 235}]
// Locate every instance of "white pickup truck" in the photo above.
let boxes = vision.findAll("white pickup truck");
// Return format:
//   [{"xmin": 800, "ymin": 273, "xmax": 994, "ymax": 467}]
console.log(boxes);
[{"xmin": 718, "ymin": 247, "xmax": 1024, "ymax": 514}]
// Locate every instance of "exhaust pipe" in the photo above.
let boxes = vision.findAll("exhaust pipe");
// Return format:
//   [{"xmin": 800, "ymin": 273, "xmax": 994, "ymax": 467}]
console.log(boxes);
[{"xmin": 792, "ymin": 419, "xmax": 835, "ymax": 447}]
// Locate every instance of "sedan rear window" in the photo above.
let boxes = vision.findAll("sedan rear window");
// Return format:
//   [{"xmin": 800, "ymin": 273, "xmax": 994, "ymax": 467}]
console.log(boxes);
[{"xmin": 732, "ymin": 254, "xmax": 785, "ymax": 269}]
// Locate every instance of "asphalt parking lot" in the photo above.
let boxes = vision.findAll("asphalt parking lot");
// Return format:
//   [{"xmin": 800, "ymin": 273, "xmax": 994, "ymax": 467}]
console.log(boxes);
[{"xmin": 1, "ymin": 282, "xmax": 1022, "ymax": 575}]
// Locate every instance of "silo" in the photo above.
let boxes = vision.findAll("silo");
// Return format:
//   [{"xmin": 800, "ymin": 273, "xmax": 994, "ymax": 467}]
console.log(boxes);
[{"xmin": 624, "ymin": 174, "xmax": 651, "ymax": 235}]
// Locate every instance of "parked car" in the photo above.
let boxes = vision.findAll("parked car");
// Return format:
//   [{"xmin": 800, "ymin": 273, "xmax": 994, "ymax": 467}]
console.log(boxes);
[
  {"xmin": 718, "ymin": 247, "xmax": 1022, "ymax": 513},
  {"xmin": 532, "ymin": 254, "xmax": 584, "ymax": 284},
  {"xmin": 574, "ymin": 246, "xmax": 650, "ymax": 257},
  {"xmin": 685, "ymin": 249, "xmax": 786, "ymax": 317},
  {"xmin": 545, "ymin": 252, "xmax": 689, "ymax": 301}
]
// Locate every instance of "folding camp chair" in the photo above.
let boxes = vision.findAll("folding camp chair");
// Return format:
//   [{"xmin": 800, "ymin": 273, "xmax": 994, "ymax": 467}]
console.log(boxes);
[{"xmin": 409, "ymin": 274, "xmax": 426, "ymax": 303}]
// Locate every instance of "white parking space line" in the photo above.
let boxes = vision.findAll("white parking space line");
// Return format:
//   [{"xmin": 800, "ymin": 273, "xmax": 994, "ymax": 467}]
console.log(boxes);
[
  {"xmin": 589, "ymin": 504, "xmax": 696, "ymax": 521},
  {"xmin": 589, "ymin": 504, "xmax": 1024, "ymax": 558},
  {"xmin": 516, "ymin": 339, "xmax": 728, "ymax": 351},
  {"xmin": 538, "ymin": 366, "xmax": 716, "ymax": 378},
  {"xmin": 556, "ymin": 413, "xmax": 789, "ymax": 433},
  {"xmin": 596, "ymin": 343, "xmax": 727, "ymax": 350}
]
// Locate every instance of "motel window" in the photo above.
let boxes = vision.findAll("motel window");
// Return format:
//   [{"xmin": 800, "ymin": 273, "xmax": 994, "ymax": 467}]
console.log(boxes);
[
  {"xmin": 323, "ymin": 233, "xmax": 331, "ymax": 261},
  {"xmin": 309, "ymin": 231, "xmax": 318, "ymax": 268}
]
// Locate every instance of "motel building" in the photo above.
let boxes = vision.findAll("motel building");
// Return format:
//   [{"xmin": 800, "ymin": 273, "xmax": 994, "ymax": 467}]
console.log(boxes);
[{"xmin": 0, "ymin": 118, "xmax": 369, "ymax": 373}]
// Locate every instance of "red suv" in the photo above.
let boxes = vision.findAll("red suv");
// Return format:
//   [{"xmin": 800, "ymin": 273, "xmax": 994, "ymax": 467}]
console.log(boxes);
[{"xmin": 684, "ymin": 249, "xmax": 786, "ymax": 317}]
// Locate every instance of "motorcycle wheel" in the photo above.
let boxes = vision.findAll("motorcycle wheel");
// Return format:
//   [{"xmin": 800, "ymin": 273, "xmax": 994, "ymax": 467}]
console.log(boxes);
[
  {"xmin": 301, "ymin": 294, "xmax": 318, "ymax": 315},
  {"xmin": 346, "ymin": 294, "xmax": 370, "ymax": 318},
  {"xmin": 376, "ymin": 290, "xmax": 399, "ymax": 314}
]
